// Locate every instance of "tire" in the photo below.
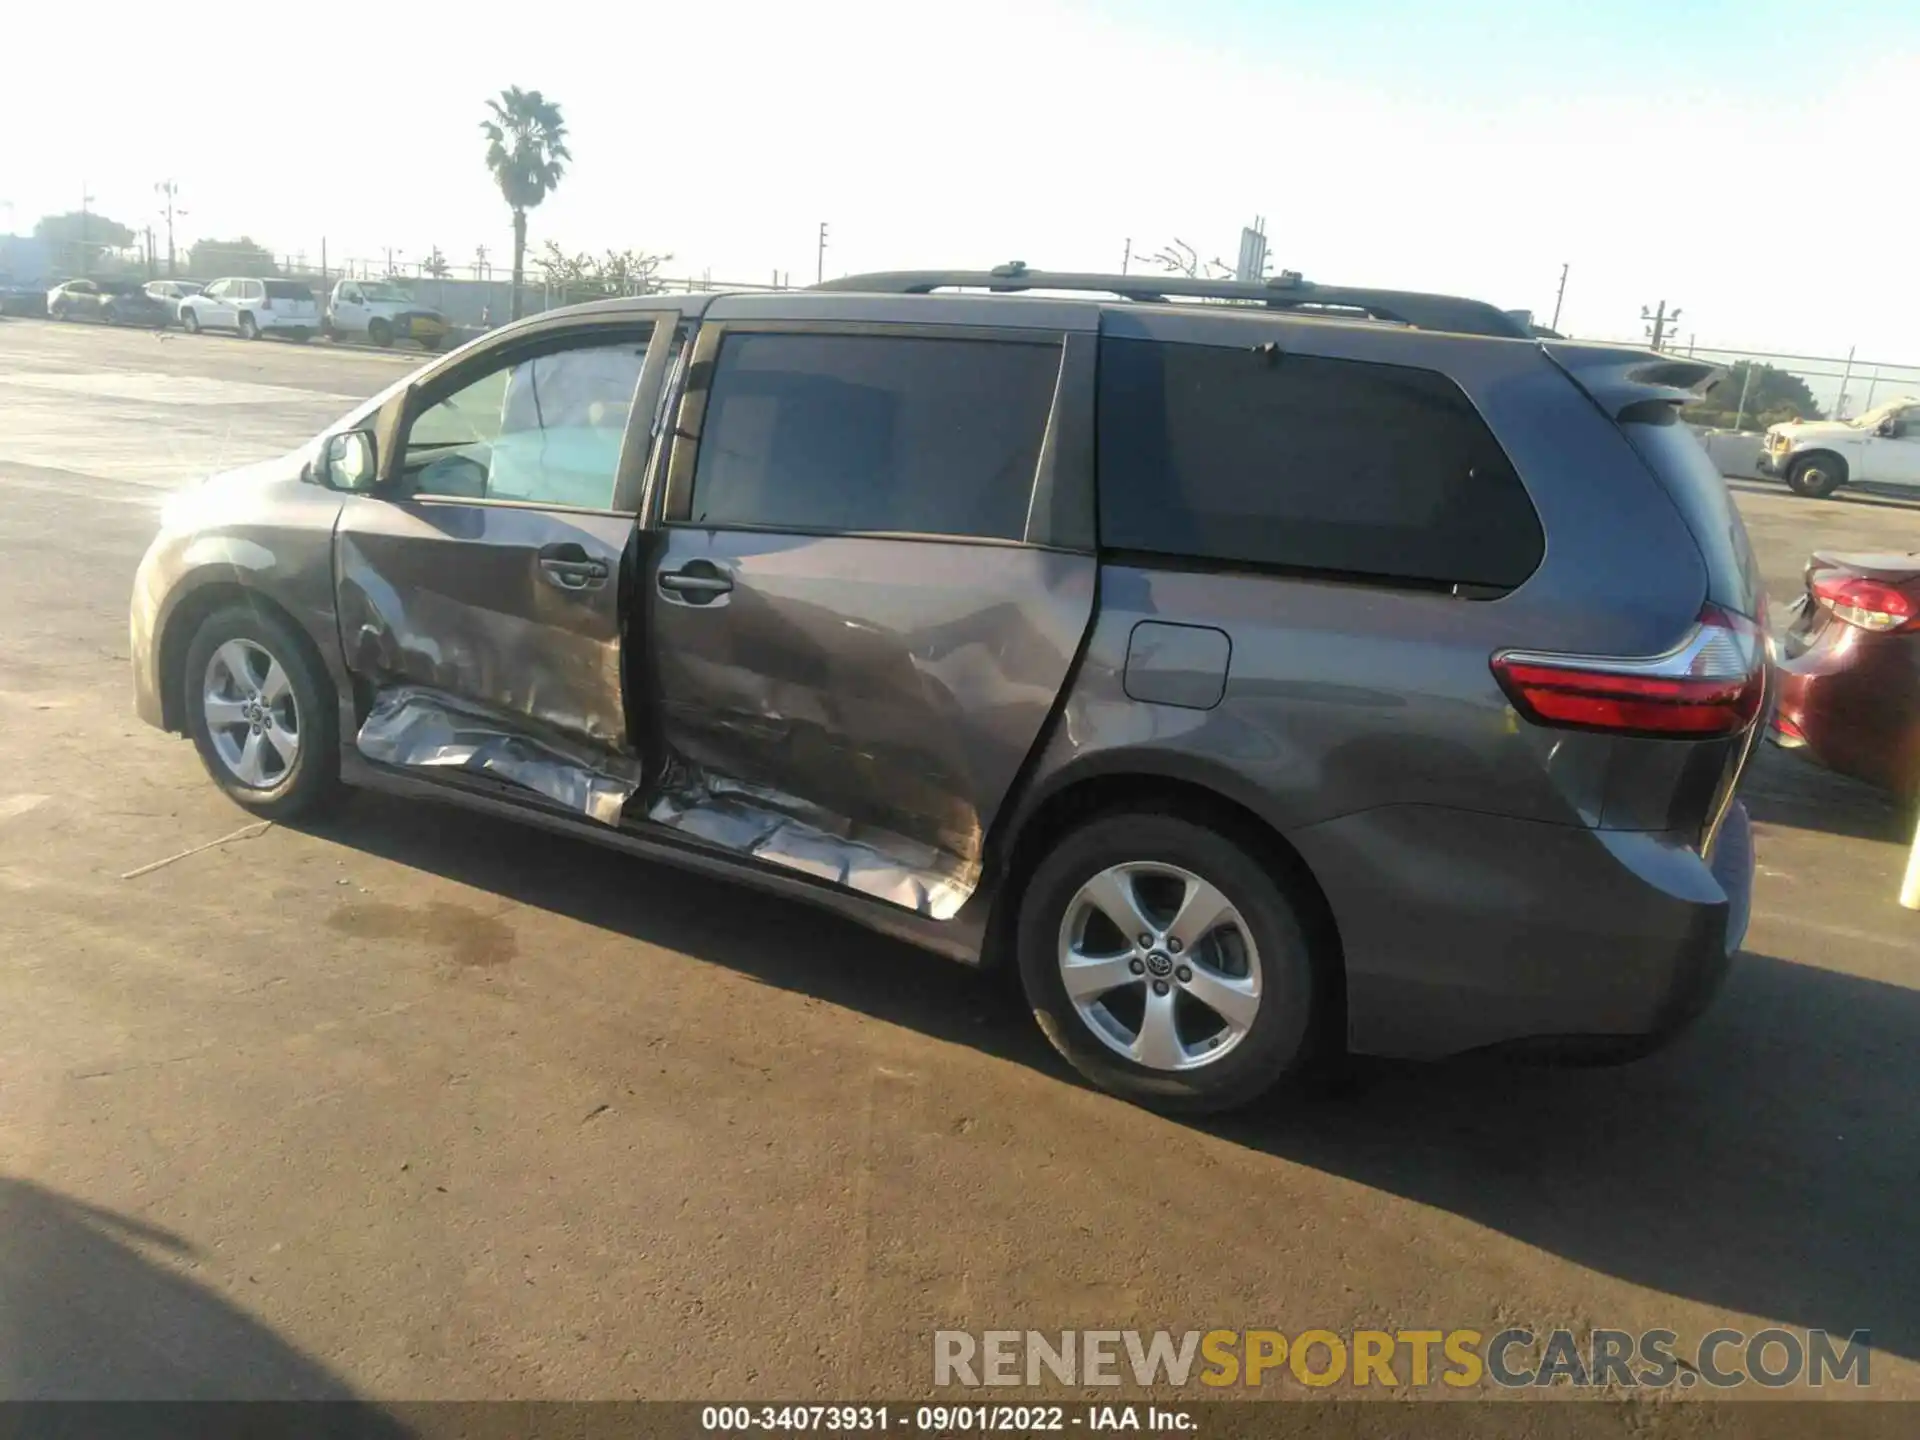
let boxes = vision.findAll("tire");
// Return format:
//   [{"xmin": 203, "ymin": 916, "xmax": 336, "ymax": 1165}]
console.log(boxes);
[
  {"xmin": 238, "ymin": 312, "xmax": 259, "ymax": 341},
  {"xmin": 1786, "ymin": 453, "xmax": 1845, "ymax": 498},
  {"xmin": 101, "ymin": 306, "xmax": 118, "ymax": 326},
  {"xmin": 1016, "ymin": 811, "xmax": 1323, "ymax": 1113},
  {"xmin": 182, "ymin": 604, "xmax": 341, "ymax": 821},
  {"xmin": 50, "ymin": 302, "xmax": 69, "ymax": 321},
  {"xmin": 367, "ymin": 317, "xmax": 392, "ymax": 348},
  {"xmin": 182, "ymin": 309, "xmax": 201, "ymax": 334}
]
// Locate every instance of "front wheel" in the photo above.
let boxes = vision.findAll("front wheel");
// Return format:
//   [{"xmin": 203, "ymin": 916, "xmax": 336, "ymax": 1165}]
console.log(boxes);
[
  {"xmin": 181, "ymin": 309, "xmax": 201, "ymax": 334},
  {"xmin": 1787, "ymin": 454, "xmax": 1846, "ymax": 498},
  {"xmin": 367, "ymin": 318, "xmax": 392, "ymax": 347},
  {"xmin": 182, "ymin": 605, "xmax": 341, "ymax": 820},
  {"xmin": 1017, "ymin": 811, "xmax": 1323, "ymax": 1113}
]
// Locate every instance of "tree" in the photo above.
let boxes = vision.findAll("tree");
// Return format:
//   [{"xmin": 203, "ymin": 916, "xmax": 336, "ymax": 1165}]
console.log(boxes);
[
  {"xmin": 1146, "ymin": 238, "xmax": 1234, "ymax": 281},
  {"xmin": 481, "ymin": 86, "xmax": 571, "ymax": 320},
  {"xmin": 535, "ymin": 241, "xmax": 673, "ymax": 302},
  {"xmin": 185, "ymin": 237, "xmax": 279, "ymax": 276},
  {"xmin": 33, "ymin": 210, "xmax": 136, "ymax": 276},
  {"xmin": 1683, "ymin": 361, "xmax": 1824, "ymax": 431},
  {"xmin": 422, "ymin": 246, "xmax": 452, "ymax": 278}
]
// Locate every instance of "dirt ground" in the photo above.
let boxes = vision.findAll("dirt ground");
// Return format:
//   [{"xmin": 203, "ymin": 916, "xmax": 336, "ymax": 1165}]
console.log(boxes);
[{"xmin": 0, "ymin": 318, "xmax": 1914, "ymax": 1406}]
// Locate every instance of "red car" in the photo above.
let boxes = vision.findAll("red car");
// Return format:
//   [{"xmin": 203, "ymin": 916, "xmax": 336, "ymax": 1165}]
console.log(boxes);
[{"xmin": 1771, "ymin": 550, "xmax": 1920, "ymax": 798}]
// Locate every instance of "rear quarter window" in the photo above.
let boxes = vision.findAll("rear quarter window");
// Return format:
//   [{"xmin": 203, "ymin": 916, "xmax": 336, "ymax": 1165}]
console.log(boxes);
[
  {"xmin": 1620, "ymin": 416, "xmax": 1763, "ymax": 618},
  {"xmin": 1096, "ymin": 338, "xmax": 1544, "ymax": 591}
]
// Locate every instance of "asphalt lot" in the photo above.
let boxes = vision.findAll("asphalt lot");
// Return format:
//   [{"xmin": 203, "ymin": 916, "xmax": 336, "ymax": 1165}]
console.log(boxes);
[{"xmin": 1, "ymin": 317, "xmax": 1916, "ymax": 1405}]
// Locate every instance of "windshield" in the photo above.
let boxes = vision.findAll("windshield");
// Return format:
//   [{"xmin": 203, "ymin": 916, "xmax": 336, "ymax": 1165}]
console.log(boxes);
[
  {"xmin": 1851, "ymin": 399, "xmax": 1920, "ymax": 429},
  {"xmin": 360, "ymin": 283, "xmax": 411, "ymax": 302}
]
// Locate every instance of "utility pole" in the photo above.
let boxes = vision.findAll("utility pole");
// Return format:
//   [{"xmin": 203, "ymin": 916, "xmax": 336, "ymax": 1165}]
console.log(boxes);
[
  {"xmin": 155, "ymin": 180, "xmax": 183, "ymax": 277},
  {"xmin": 79, "ymin": 180, "xmax": 95, "ymax": 275},
  {"xmin": 1122, "ymin": 238, "xmax": 1132, "ymax": 276},
  {"xmin": 1549, "ymin": 262, "xmax": 1569, "ymax": 332},
  {"xmin": 816, "ymin": 221, "xmax": 829, "ymax": 285},
  {"xmin": 1640, "ymin": 299, "xmax": 1680, "ymax": 352}
]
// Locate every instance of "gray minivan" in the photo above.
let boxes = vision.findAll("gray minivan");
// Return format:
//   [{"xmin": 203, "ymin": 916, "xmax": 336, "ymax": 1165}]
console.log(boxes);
[{"xmin": 130, "ymin": 266, "xmax": 1764, "ymax": 1111}]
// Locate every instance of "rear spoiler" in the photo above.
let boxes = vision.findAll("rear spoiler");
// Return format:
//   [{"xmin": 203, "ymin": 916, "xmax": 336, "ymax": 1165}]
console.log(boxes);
[{"xmin": 1541, "ymin": 341, "xmax": 1724, "ymax": 422}]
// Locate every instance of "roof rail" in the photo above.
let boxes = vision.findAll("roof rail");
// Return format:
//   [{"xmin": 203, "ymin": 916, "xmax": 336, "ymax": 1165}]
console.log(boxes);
[{"xmin": 813, "ymin": 262, "xmax": 1533, "ymax": 339}]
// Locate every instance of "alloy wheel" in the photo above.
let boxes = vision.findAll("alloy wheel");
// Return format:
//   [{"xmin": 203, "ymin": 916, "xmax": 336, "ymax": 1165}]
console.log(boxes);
[
  {"xmin": 202, "ymin": 638, "xmax": 301, "ymax": 788},
  {"xmin": 1056, "ymin": 861, "xmax": 1263, "ymax": 1072}
]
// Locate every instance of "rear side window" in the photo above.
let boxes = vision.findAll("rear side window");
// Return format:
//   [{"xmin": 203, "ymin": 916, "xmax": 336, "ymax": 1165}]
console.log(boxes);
[
  {"xmin": 1621, "ymin": 417, "xmax": 1762, "ymax": 617},
  {"xmin": 688, "ymin": 332, "xmax": 1059, "ymax": 540},
  {"xmin": 1097, "ymin": 339, "xmax": 1544, "ymax": 590}
]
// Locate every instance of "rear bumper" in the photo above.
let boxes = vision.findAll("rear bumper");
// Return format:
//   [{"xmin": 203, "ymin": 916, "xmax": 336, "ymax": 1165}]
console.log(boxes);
[{"xmin": 1293, "ymin": 801, "xmax": 1751, "ymax": 1060}]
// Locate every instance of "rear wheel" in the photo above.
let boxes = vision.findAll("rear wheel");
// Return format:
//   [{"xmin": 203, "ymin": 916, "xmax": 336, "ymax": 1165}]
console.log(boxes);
[
  {"xmin": 367, "ymin": 317, "xmax": 392, "ymax": 347},
  {"xmin": 237, "ymin": 312, "xmax": 260, "ymax": 340},
  {"xmin": 182, "ymin": 309, "xmax": 201, "ymax": 334},
  {"xmin": 50, "ymin": 301, "xmax": 69, "ymax": 321},
  {"xmin": 182, "ymin": 605, "xmax": 341, "ymax": 820},
  {"xmin": 1787, "ymin": 453, "xmax": 1846, "ymax": 497},
  {"xmin": 1017, "ymin": 811, "xmax": 1323, "ymax": 1113}
]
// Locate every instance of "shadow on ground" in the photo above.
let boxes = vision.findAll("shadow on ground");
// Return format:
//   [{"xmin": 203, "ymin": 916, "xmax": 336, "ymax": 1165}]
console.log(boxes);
[
  {"xmin": 1728, "ymin": 476, "xmax": 1920, "ymax": 513},
  {"xmin": 308, "ymin": 793, "xmax": 1920, "ymax": 1366},
  {"xmin": 0, "ymin": 1175, "xmax": 407, "ymax": 1415},
  {"xmin": 1741, "ymin": 744, "xmax": 1911, "ymax": 844}
]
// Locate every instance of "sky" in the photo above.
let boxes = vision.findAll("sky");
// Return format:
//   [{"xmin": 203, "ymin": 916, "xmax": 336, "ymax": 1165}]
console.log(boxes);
[{"xmin": 4, "ymin": 0, "xmax": 1917, "ymax": 358}]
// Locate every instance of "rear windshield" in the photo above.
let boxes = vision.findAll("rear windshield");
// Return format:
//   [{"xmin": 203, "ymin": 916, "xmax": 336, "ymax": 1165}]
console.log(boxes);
[
  {"xmin": 1621, "ymin": 417, "xmax": 1763, "ymax": 618},
  {"xmin": 1097, "ymin": 338, "xmax": 1545, "ymax": 591},
  {"xmin": 264, "ymin": 281, "xmax": 314, "ymax": 301}
]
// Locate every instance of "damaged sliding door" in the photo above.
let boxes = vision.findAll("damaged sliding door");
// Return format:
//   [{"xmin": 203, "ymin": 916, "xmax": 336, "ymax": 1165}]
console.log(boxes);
[
  {"xmin": 334, "ymin": 318, "xmax": 669, "ymax": 822},
  {"xmin": 645, "ymin": 320, "xmax": 1098, "ymax": 919}
]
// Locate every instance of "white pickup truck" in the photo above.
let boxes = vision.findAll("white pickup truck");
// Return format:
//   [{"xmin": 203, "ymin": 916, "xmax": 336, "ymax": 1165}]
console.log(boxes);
[
  {"xmin": 1759, "ymin": 396, "xmax": 1920, "ymax": 497},
  {"xmin": 321, "ymin": 280, "xmax": 449, "ymax": 351}
]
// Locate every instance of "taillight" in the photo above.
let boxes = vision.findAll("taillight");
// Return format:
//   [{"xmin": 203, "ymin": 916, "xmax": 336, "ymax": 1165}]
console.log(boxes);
[
  {"xmin": 1811, "ymin": 574, "xmax": 1917, "ymax": 633},
  {"xmin": 1491, "ymin": 606, "xmax": 1766, "ymax": 739}
]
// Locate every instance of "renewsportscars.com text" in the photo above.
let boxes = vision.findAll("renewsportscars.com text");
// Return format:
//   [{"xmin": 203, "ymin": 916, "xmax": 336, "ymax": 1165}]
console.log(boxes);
[{"xmin": 933, "ymin": 1327, "xmax": 1871, "ymax": 1390}]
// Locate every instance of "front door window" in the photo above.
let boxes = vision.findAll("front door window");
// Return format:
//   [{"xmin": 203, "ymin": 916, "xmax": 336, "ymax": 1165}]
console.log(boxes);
[{"xmin": 400, "ymin": 340, "xmax": 650, "ymax": 509}]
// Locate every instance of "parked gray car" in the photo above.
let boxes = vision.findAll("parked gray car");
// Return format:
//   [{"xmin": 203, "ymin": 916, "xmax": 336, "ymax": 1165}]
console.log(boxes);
[{"xmin": 130, "ymin": 266, "xmax": 1765, "ymax": 1112}]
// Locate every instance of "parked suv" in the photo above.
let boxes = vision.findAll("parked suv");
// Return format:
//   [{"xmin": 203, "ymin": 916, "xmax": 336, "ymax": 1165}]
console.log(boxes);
[
  {"xmin": 129, "ymin": 267, "xmax": 1765, "ymax": 1111},
  {"xmin": 177, "ymin": 277, "xmax": 320, "ymax": 341}
]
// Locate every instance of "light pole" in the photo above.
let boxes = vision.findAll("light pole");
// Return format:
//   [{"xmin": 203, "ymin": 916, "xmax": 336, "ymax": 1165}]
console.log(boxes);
[
  {"xmin": 155, "ymin": 180, "xmax": 185, "ymax": 277},
  {"xmin": 1549, "ymin": 262, "xmax": 1569, "ymax": 332},
  {"xmin": 816, "ymin": 221, "xmax": 829, "ymax": 285}
]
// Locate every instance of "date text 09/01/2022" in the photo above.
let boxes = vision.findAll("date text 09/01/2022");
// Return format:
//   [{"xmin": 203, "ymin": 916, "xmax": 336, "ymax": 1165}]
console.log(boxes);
[{"xmin": 701, "ymin": 1405, "xmax": 1196, "ymax": 1432}]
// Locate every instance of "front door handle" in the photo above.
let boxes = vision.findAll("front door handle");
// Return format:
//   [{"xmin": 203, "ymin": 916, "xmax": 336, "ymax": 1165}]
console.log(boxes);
[
  {"xmin": 658, "ymin": 562, "xmax": 733, "ymax": 604},
  {"xmin": 538, "ymin": 542, "xmax": 609, "ymax": 592}
]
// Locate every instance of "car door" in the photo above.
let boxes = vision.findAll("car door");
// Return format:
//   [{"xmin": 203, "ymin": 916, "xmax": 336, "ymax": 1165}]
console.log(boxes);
[
  {"xmin": 641, "ymin": 306, "xmax": 1098, "ymax": 918},
  {"xmin": 1886, "ymin": 405, "xmax": 1920, "ymax": 488},
  {"xmin": 331, "ymin": 313, "xmax": 676, "ymax": 817},
  {"xmin": 198, "ymin": 279, "xmax": 233, "ymax": 328}
]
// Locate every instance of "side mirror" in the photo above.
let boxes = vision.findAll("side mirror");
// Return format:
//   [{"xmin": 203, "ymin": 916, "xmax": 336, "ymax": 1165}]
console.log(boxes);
[{"xmin": 322, "ymin": 431, "xmax": 379, "ymax": 491}]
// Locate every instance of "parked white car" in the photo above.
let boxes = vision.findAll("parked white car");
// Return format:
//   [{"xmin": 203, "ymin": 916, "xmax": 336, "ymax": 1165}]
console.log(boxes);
[
  {"xmin": 322, "ymin": 279, "xmax": 449, "ymax": 350},
  {"xmin": 177, "ymin": 277, "xmax": 320, "ymax": 342},
  {"xmin": 1758, "ymin": 396, "xmax": 1920, "ymax": 497}
]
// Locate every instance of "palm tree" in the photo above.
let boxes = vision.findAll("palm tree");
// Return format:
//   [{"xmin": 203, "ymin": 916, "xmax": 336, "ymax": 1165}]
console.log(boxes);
[{"xmin": 481, "ymin": 87, "xmax": 571, "ymax": 320}]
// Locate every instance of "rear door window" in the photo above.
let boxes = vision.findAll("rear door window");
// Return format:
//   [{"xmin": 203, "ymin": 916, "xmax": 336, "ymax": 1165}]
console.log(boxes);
[
  {"xmin": 686, "ymin": 332, "xmax": 1060, "ymax": 540},
  {"xmin": 1097, "ymin": 338, "xmax": 1544, "ymax": 591}
]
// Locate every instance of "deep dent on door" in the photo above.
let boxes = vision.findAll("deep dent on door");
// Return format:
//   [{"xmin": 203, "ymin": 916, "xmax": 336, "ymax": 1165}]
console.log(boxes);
[
  {"xmin": 646, "ymin": 538, "xmax": 1099, "ymax": 920},
  {"xmin": 337, "ymin": 526, "xmax": 641, "ymax": 824}
]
